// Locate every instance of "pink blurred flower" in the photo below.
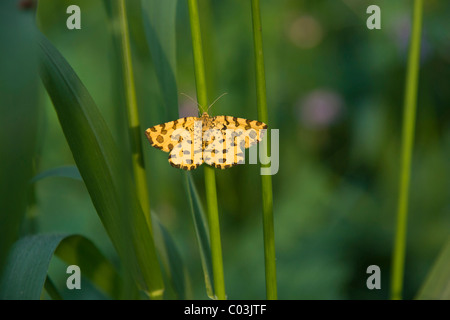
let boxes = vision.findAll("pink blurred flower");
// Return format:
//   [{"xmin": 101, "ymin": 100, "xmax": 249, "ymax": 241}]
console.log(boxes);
[
  {"xmin": 391, "ymin": 15, "xmax": 431, "ymax": 62},
  {"xmin": 297, "ymin": 89, "xmax": 344, "ymax": 129},
  {"xmin": 287, "ymin": 15, "xmax": 323, "ymax": 49}
]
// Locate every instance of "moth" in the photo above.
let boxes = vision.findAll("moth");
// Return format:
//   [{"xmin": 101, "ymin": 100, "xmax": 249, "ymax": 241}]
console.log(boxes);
[{"xmin": 145, "ymin": 95, "xmax": 267, "ymax": 170}]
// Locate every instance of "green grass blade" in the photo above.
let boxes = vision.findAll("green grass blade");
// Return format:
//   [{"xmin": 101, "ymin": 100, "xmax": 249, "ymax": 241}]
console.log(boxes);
[
  {"xmin": 416, "ymin": 238, "xmax": 450, "ymax": 300},
  {"xmin": 141, "ymin": 0, "xmax": 179, "ymax": 119},
  {"xmin": 38, "ymin": 33, "xmax": 164, "ymax": 298},
  {"xmin": 250, "ymin": 0, "xmax": 277, "ymax": 300},
  {"xmin": 44, "ymin": 276, "xmax": 63, "ymax": 300},
  {"xmin": 114, "ymin": 0, "xmax": 152, "ymax": 229},
  {"xmin": 187, "ymin": 0, "xmax": 226, "ymax": 300},
  {"xmin": 152, "ymin": 212, "xmax": 189, "ymax": 299},
  {"xmin": 0, "ymin": 234, "xmax": 120, "ymax": 300},
  {"xmin": 185, "ymin": 174, "xmax": 214, "ymax": 298},
  {"xmin": 0, "ymin": 0, "xmax": 39, "ymax": 276},
  {"xmin": 141, "ymin": 0, "xmax": 192, "ymax": 299},
  {"xmin": 0, "ymin": 234, "xmax": 63, "ymax": 300},
  {"xmin": 187, "ymin": 0, "xmax": 208, "ymax": 114},
  {"xmin": 32, "ymin": 166, "xmax": 188, "ymax": 299},
  {"xmin": 30, "ymin": 165, "xmax": 82, "ymax": 183},
  {"xmin": 391, "ymin": 0, "xmax": 423, "ymax": 300}
]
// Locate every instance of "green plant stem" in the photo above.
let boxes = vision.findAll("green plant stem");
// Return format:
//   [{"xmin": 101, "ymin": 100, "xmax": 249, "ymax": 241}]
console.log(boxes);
[
  {"xmin": 391, "ymin": 0, "xmax": 423, "ymax": 301},
  {"xmin": 250, "ymin": 0, "xmax": 277, "ymax": 300},
  {"xmin": 187, "ymin": 0, "xmax": 226, "ymax": 300},
  {"xmin": 117, "ymin": 0, "xmax": 152, "ymax": 228}
]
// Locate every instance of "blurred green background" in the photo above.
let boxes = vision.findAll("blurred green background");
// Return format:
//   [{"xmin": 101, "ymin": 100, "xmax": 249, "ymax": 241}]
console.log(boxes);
[{"xmin": 1, "ymin": 0, "xmax": 449, "ymax": 299}]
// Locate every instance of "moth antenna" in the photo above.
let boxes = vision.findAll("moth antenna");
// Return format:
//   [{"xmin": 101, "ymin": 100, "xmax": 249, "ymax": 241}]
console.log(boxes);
[
  {"xmin": 180, "ymin": 93, "xmax": 204, "ymax": 112},
  {"xmin": 207, "ymin": 92, "xmax": 228, "ymax": 113}
]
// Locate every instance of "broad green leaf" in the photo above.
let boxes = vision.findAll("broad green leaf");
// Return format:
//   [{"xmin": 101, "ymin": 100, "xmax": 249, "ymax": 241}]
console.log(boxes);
[
  {"xmin": 141, "ymin": 0, "xmax": 179, "ymax": 119},
  {"xmin": 0, "ymin": 1, "xmax": 39, "ymax": 275},
  {"xmin": 30, "ymin": 165, "xmax": 83, "ymax": 183},
  {"xmin": 0, "ymin": 234, "xmax": 120, "ymax": 300},
  {"xmin": 416, "ymin": 238, "xmax": 450, "ymax": 300},
  {"xmin": 185, "ymin": 173, "xmax": 214, "ymax": 298},
  {"xmin": 0, "ymin": 234, "xmax": 65, "ymax": 300},
  {"xmin": 38, "ymin": 33, "xmax": 164, "ymax": 298},
  {"xmin": 152, "ymin": 212, "xmax": 190, "ymax": 299}
]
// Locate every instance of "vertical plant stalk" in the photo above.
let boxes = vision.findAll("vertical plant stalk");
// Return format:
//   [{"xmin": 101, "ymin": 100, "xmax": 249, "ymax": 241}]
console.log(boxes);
[
  {"xmin": 117, "ymin": 0, "xmax": 152, "ymax": 228},
  {"xmin": 250, "ymin": 0, "xmax": 277, "ymax": 300},
  {"xmin": 391, "ymin": 0, "xmax": 423, "ymax": 300},
  {"xmin": 187, "ymin": 0, "xmax": 226, "ymax": 300}
]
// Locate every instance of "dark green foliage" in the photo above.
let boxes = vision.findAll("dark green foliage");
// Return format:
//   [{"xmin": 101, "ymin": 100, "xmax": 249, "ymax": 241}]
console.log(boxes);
[{"xmin": 0, "ymin": 0, "xmax": 449, "ymax": 300}]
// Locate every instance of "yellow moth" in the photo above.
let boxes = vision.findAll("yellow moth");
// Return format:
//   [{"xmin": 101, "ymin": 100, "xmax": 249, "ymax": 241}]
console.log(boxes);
[{"xmin": 145, "ymin": 94, "xmax": 267, "ymax": 170}]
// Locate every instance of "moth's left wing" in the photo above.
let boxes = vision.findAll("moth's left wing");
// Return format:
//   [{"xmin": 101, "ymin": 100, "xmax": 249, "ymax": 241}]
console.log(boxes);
[{"xmin": 145, "ymin": 117, "xmax": 197, "ymax": 152}]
